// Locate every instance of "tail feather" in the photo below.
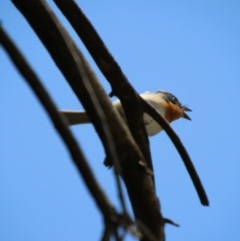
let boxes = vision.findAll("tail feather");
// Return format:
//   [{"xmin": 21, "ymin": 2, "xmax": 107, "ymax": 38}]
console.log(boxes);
[{"xmin": 60, "ymin": 110, "xmax": 90, "ymax": 125}]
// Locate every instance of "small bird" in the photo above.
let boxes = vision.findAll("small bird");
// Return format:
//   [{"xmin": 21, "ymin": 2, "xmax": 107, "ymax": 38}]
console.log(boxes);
[
  {"xmin": 60, "ymin": 90, "xmax": 191, "ymax": 136},
  {"xmin": 60, "ymin": 91, "xmax": 210, "ymax": 206}
]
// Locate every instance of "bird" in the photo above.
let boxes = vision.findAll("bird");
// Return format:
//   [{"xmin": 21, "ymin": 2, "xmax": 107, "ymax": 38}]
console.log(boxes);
[
  {"xmin": 59, "ymin": 90, "xmax": 191, "ymax": 136},
  {"xmin": 60, "ymin": 91, "xmax": 210, "ymax": 206}
]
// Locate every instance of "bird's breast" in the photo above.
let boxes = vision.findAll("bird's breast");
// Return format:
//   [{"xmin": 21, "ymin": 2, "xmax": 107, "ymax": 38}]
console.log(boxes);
[{"xmin": 143, "ymin": 99, "xmax": 166, "ymax": 136}]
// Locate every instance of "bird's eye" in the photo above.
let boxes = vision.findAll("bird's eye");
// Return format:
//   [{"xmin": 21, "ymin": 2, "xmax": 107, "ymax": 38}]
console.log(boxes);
[
  {"xmin": 159, "ymin": 91, "xmax": 181, "ymax": 105},
  {"xmin": 170, "ymin": 94, "xmax": 178, "ymax": 103}
]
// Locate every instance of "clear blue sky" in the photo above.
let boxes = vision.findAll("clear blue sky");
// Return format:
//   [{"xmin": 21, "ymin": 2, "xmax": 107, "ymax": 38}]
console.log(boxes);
[{"xmin": 1, "ymin": 1, "xmax": 240, "ymax": 241}]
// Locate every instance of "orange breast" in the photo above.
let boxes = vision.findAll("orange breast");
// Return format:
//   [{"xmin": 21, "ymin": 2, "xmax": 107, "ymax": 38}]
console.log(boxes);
[{"xmin": 164, "ymin": 102, "xmax": 183, "ymax": 123}]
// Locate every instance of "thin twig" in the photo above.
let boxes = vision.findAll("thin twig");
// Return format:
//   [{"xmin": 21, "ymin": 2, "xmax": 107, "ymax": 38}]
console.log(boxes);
[{"xmin": 141, "ymin": 98, "xmax": 209, "ymax": 206}]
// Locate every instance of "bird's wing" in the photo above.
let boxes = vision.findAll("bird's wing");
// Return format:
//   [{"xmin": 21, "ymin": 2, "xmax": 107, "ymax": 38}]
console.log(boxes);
[{"xmin": 59, "ymin": 110, "xmax": 90, "ymax": 125}]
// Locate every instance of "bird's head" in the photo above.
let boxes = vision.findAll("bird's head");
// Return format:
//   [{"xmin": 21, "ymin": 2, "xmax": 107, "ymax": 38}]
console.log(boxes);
[{"xmin": 156, "ymin": 90, "xmax": 192, "ymax": 123}]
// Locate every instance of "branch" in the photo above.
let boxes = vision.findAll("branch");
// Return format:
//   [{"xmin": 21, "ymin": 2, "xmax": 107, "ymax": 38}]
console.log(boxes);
[
  {"xmin": 53, "ymin": 0, "xmax": 154, "ymax": 180},
  {"xmin": 11, "ymin": 1, "xmax": 164, "ymax": 240},
  {"xmin": 0, "ymin": 23, "xmax": 147, "ymax": 241},
  {"xmin": 52, "ymin": 0, "xmax": 209, "ymax": 207},
  {"xmin": 0, "ymin": 24, "xmax": 118, "ymax": 225},
  {"xmin": 141, "ymin": 99, "xmax": 209, "ymax": 206}
]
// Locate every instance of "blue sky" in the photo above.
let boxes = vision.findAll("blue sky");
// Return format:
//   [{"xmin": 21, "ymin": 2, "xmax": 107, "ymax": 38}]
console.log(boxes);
[{"xmin": 1, "ymin": 1, "xmax": 240, "ymax": 241}]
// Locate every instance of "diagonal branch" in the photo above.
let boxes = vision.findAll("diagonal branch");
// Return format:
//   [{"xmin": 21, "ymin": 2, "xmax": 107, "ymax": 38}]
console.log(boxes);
[
  {"xmin": 0, "ymin": 24, "xmax": 150, "ymax": 241},
  {"xmin": 11, "ymin": 1, "xmax": 164, "ymax": 240},
  {"xmin": 53, "ymin": 0, "xmax": 154, "ymax": 183},
  {"xmin": 53, "ymin": 0, "xmax": 209, "ymax": 207},
  {"xmin": 0, "ymin": 24, "xmax": 118, "ymax": 227},
  {"xmin": 141, "ymin": 99, "xmax": 209, "ymax": 206}
]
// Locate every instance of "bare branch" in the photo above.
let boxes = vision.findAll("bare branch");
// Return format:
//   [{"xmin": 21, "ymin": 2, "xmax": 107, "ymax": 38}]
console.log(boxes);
[
  {"xmin": 141, "ymin": 99, "xmax": 209, "ymax": 206},
  {"xmin": 11, "ymin": 1, "xmax": 164, "ymax": 240},
  {"xmin": 53, "ymin": 0, "xmax": 154, "ymax": 179},
  {"xmin": 0, "ymin": 24, "xmax": 117, "ymax": 223},
  {"xmin": 0, "ymin": 23, "xmax": 149, "ymax": 241},
  {"xmin": 51, "ymin": 0, "xmax": 209, "ymax": 207}
]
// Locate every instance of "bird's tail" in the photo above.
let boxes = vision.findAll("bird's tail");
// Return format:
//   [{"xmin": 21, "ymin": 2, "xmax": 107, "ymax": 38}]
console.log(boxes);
[{"xmin": 60, "ymin": 110, "xmax": 90, "ymax": 125}]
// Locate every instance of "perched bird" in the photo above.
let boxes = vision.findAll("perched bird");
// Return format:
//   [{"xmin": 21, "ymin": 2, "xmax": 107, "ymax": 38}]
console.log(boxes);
[
  {"xmin": 60, "ymin": 90, "xmax": 191, "ymax": 136},
  {"xmin": 60, "ymin": 91, "xmax": 210, "ymax": 206}
]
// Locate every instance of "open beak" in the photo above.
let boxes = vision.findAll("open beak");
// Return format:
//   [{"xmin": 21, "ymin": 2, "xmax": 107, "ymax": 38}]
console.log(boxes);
[{"xmin": 182, "ymin": 106, "xmax": 192, "ymax": 120}]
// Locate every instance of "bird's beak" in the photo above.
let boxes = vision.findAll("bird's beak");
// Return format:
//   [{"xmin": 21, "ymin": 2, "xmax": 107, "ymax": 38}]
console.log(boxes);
[{"xmin": 182, "ymin": 106, "xmax": 192, "ymax": 120}]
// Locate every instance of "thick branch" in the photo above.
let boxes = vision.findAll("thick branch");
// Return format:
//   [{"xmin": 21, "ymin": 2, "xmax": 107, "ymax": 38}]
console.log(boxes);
[
  {"xmin": 53, "ymin": 0, "xmax": 209, "ymax": 207},
  {"xmin": 11, "ymin": 1, "xmax": 164, "ymax": 240},
  {"xmin": 53, "ymin": 0, "xmax": 153, "ymax": 179},
  {"xmin": 0, "ymin": 24, "xmax": 117, "ymax": 224}
]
